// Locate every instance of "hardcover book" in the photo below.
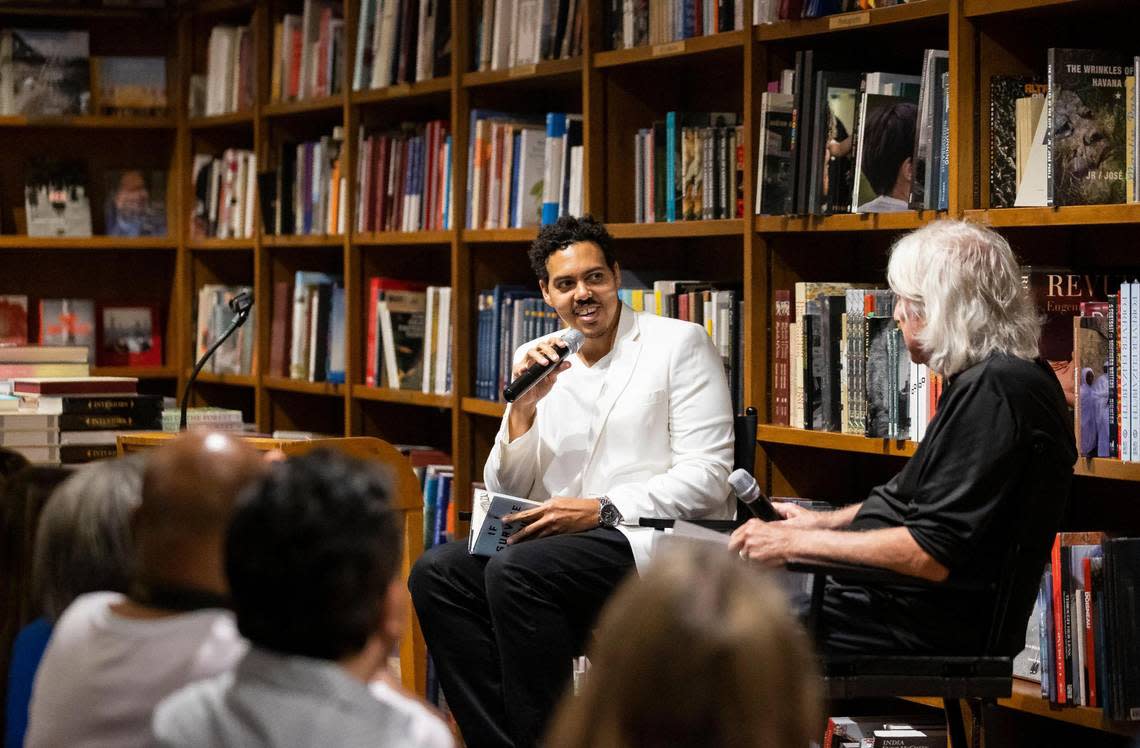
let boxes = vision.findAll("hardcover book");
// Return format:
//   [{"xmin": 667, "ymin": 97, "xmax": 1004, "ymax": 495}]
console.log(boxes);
[
  {"xmin": 989, "ymin": 75, "xmax": 1047, "ymax": 208},
  {"xmin": 24, "ymin": 160, "xmax": 92, "ymax": 237},
  {"xmin": 1047, "ymin": 49, "xmax": 1131, "ymax": 206},
  {"xmin": 0, "ymin": 29, "xmax": 90, "ymax": 116},
  {"xmin": 756, "ymin": 93, "xmax": 794, "ymax": 215},
  {"xmin": 809, "ymin": 71, "xmax": 860, "ymax": 215},
  {"xmin": 468, "ymin": 488, "xmax": 542, "ymax": 556},
  {"xmin": 97, "ymin": 303, "xmax": 162, "ymax": 367},
  {"xmin": 853, "ymin": 93, "xmax": 917, "ymax": 213}
]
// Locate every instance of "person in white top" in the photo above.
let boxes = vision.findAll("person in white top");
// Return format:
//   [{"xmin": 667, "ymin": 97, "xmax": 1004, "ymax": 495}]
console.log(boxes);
[
  {"xmin": 25, "ymin": 432, "xmax": 266, "ymax": 748},
  {"xmin": 153, "ymin": 450, "xmax": 453, "ymax": 748},
  {"xmin": 409, "ymin": 215, "xmax": 734, "ymax": 748}
]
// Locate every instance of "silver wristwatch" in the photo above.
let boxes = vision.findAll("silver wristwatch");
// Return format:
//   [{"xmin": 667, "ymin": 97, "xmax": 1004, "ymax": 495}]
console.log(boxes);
[{"xmin": 598, "ymin": 496, "xmax": 622, "ymax": 528}]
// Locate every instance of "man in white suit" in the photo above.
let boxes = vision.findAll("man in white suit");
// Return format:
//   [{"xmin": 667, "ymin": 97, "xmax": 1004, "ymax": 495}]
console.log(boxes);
[{"xmin": 409, "ymin": 215, "xmax": 734, "ymax": 748}]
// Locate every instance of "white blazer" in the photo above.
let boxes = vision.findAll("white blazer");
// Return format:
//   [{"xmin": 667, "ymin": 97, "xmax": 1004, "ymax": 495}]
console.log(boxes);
[{"xmin": 484, "ymin": 304, "xmax": 734, "ymax": 571}]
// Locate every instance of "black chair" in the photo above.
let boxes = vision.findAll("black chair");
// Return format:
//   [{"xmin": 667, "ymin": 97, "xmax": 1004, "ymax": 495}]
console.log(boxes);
[{"xmin": 643, "ymin": 426, "xmax": 1072, "ymax": 748}]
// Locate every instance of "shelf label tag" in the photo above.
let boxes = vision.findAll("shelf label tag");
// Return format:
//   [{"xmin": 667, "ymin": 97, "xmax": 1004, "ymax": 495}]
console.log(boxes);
[
  {"xmin": 830, "ymin": 11, "xmax": 870, "ymax": 28},
  {"xmin": 652, "ymin": 41, "xmax": 686, "ymax": 56},
  {"xmin": 509, "ymin": 64, "xmax": 538, "ymax": 78}
]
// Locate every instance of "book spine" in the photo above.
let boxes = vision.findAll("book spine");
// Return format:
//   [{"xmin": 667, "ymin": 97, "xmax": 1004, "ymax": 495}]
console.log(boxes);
[
  {"xmin": 60, "ymin": 444, "xmax": 120, "ymax": 464},
  {"xmin": 59, "ymin": 412, "xmax": 161, "ymax": 431},
  {"xmin": 1051, "ymin": 536, "xmax": 1066, "ymax": 704},
  {"xmin": 49, "ymin": 396, "xmax": 163, "ymax": 415},
  {"xmin": 1046, "ymin": 48, "xmax": 1055, "ymax": 207},
  {"xmin": 774, "ymin": 290, "xmax": 791, "ymax": 426},
  {"xmin": 1108, "ymin": 293, "xmax": 1119, "ymax": 458}
]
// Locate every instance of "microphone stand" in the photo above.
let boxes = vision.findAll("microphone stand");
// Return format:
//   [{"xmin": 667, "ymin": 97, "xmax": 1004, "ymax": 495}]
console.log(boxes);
[{"xmin": 180, "ymin": 291, "xmax": 254, "ymax": 431}]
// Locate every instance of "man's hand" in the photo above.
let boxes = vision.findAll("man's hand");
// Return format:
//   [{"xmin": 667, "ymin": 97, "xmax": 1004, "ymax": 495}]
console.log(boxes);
[
  {"xmin": 772, "ymin": 501, "xmax": 827, "ymax": 528},
  {"xmin": 502, "ymin": 497, "xmax": 601, "ymax": 544},
  {"xmin": 507, "ymin": 339, "xmax": 573, "ymax": 441},
  {"xmin": 728, "ymin": 518, "xmax": 796, "ymax": 567}
]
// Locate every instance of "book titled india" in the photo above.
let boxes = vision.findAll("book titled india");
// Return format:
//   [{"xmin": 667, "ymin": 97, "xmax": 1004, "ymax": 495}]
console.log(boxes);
[{"xmin": 1047, "ymin": 49, "xmax": 1131, "ymax": 206}]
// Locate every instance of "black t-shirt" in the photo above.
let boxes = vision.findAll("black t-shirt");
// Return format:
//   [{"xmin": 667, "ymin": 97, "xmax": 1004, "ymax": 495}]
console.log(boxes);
[{"xmin": 822, "ymin": 353, "xmax": 1076, "ymax": 654}]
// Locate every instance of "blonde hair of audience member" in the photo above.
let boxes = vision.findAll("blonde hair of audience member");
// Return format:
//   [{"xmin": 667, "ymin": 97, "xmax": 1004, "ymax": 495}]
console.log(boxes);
[{"xmin": 545, "ymin": 544, "xmax": 822, "ymax": 748}]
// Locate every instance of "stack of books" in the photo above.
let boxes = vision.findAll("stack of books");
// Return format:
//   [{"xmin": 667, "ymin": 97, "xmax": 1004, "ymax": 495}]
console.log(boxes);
[
  {"xmin": 4, "ymin": 377, "xmax": 161, "ymax": 465},
  {"xmin": 0, "ymin": 345, "xmax": 89, "ymax": 382},
  {"xmin": 353, "ymin": 0, "xmax": 451, "ymax": 89},
  {"xmin": 161, "ymin": 407, "xmax": 245, "ymax": 433}
]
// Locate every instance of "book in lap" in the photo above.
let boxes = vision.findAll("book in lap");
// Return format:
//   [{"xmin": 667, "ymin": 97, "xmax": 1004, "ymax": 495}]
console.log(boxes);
[{"xmin": 468, "ymin": 488, "xmax": 542, "ymax": 556}]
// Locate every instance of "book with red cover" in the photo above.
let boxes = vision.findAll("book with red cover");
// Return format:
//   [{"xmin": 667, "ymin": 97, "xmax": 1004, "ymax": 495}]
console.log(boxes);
[
  {"xmin": 365, "ymin": 277, "xmax": 428, "ymax": 387},
  {"xmin": 269, "ymin": 280, "xmax": 292, "ymax": 377},
  {"xmin": 12, "ymin": 377, "xmax": 138, "ymax": 395}
]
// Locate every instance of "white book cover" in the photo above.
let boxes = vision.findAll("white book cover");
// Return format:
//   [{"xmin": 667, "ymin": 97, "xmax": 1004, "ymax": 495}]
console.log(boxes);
[
  {"xmin": 415, "ymin": 0, "xmax": 435, "ymax": 82},
  {"xmin": 422, "ymin": 286, "xmax": 437, "ymax": 394},
  {"xmin": 500, "ymin": 126, "xmax": 516, "ymax": 228},
  {"xmin": 0, "ymin": 430, "xmax": 59, "ymax": 447},
  {"xmin": 491, "ymin": 0, "xmax": 515, "ymax": 71},
  {"xmin": 568, "ymin": 145, "xmax": 583, "ymax": 217},
  {"xmin": 59, "ymin": 431, "xmax": 120, "ymax": 446},
  {"xmin": 0, "ymin": 413, "xmax": 59, "ymax": 430},
  {"xmin": 434, "ymin": 286, "xmax": 452, "ymax": 394},
  {"xmin": 469, "ymin": 488, "xmax": 542, "ymax": 556},
  {"xmin": 1014, "ymin": 103, "xmax": 1050, "ymax": 207},
  {"xmin": 378, "ymin": 300, "xmax": 399, "ymax": 389},
  {"xmin": 487, "ymin": 123, "xmax": 504, "ymax": 229},
  {"xmin": 514, "ymin": 127, "xmax": 547, "ymax": 227},
  {"xmin": 515, "ymin": 0, "xmax": 539, "ymax": 66},
  {"xmin": 230, "ymin": 26, "xmax": 248, "ymax": 111},
  {"xmin": 373, "ymin": 0, "xmax": 399, "ymax": 88},
  {"xmin": 205, "ymin": 26, "xmax": 235, "ymax": 115}
]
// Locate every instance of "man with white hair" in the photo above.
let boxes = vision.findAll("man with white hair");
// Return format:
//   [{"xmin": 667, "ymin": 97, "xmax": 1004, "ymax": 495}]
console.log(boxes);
[{"xmin": 732, "ymin": 219, "xmax": 1076, "ymax": 655}]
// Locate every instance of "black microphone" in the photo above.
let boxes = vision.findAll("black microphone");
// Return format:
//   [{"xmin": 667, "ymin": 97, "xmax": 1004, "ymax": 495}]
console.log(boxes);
[
  {"xmin": 180, "ymin": 291, "xmax": 254, "ymax": 430},
  {"xmin": 728, "ymin": 468, "xmax": 782, "ymax": 522},
  {"xmin": 502, "ymin": 329, "xmax": 585, "ymax": 403}
]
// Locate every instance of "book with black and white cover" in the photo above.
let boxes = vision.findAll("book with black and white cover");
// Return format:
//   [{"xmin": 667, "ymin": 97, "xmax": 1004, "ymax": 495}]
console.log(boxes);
[
  {"xmin": 468, "ymin": 488, "xmax": 542, "ymax": 556},
  {"xmin": 989, "ymin": 75, "xmax": 1047, "ymax": 208},
  {"xmin": 809, "ymin": 71, "xmax": 860, "ymax": 215},
  {"xmin": 755, "ymin": 92, "xmax": 794, "ymax": 215},
  {"xmin": 0, "ymin": 29, "xmax": 89, "ymax": 116}
]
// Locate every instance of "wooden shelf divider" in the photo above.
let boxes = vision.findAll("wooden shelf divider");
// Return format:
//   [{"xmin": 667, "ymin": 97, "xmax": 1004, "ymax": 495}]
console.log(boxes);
[
  {"xmin": 352, "ymin": 385, "xmax": 453, "ymax": 409},
  {"xmin": 461, "ymin": 397, "xmax": 507, "ymax": 419}
]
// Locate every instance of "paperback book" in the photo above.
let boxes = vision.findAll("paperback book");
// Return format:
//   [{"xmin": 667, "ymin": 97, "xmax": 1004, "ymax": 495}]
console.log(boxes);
[{"xmin": 468, "ymin": 488, "xmax": 542, "ymax": 556}]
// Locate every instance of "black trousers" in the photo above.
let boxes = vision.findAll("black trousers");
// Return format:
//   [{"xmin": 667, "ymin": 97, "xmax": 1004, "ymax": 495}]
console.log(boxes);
[{"xmin": 408, "ymin": 528, "xmax": 635, "ymax": 748}]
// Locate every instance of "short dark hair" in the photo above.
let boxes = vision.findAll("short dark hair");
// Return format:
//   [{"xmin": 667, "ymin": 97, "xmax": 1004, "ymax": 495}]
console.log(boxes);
[
  {"xmin": 528, "ymin": 214, "xmax": 617, "ymax": 282},
  {"xmin": 225, "ymin": 450, "xmax": 401, "ymax": 660},
  {"xmin": 862, "ymin": 102, "xmax": 917, "ymax": 196}
]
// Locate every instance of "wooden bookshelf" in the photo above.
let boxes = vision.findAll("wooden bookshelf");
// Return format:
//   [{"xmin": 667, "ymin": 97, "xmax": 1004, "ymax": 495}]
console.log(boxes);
[
  {"xmin": 3, "ymin": 2, "xmax": 1135, "ymax": 736},
  {"xmin": 91, "ymin": 366, "xmax": 179, "ymax": 379}
]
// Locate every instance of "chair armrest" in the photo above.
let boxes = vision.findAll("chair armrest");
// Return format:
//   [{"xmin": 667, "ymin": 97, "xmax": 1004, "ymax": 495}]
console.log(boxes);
[{"xmin": 785, "ymin": 559, "xmax": 990, "ymax": 591}]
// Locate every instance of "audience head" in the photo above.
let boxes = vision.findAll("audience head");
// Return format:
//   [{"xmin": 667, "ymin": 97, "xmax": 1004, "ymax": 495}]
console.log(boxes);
[
  {"xmin": 546, "ymin": 543, "xmax": 822, "ymax": 748},
  {"xmin": 225, "ymin": 449, "xmax": 402, "ymax": 661},
  {"xmin": 2, "ymin": 466, "xmax": 73, "ymax": 626},
  {"xmin": 888, "ymin": 219, "xmax": 1040, "ymax": 377},
  {"xmin": 134, "ymin": 432, "xmax": 266, "ymax": 597},
  {"xmin": 33, "ymin": 454, "xmax": 146, "ymax": 622}
]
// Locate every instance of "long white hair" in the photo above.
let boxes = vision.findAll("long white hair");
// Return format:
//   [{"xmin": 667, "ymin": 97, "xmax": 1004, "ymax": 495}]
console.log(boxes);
[{"xmin": 887, "ymin": 220, "xmax": 1040, "ymax": 377}]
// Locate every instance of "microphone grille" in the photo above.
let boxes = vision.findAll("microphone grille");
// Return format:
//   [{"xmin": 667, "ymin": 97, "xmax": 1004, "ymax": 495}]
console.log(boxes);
[
  {"xmin": 561, "ymin": 329, "xmax": 585, "ymax": 353},
  {"xmin": 727, "ymin": 469, "xmax": 754, "ymax": 495}
]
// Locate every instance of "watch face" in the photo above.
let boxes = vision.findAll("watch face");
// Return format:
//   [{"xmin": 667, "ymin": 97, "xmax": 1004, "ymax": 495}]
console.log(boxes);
[{"xmin": 600, "ymin": 502, "xmax": 621, "ymax": 528}]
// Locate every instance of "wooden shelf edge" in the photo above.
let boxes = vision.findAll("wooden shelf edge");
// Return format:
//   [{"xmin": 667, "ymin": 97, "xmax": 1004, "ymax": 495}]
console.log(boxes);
[
  {"xmin": 996, "ymin": 679, "xmax": 1137, "ymax": 736},
  {"xmin": 608, "ymin": 219, "xmax": 744, "ymax": 239},
  {"xmin": 0, "ymin": 236, "xmax": 177, "ymax": 249},
  {"xmin": 754, "ymin": 211, "xmax": 939, "ymax": 233},
  {"xmin": 965, "ymin": 205, "xmax": 1140, "ymax": 228},
  {"xmin": 263, "ymin": 235, "xmax": 345, "ymax": 248},
  {"xmin": 187, "ymin": 238, "xmax": 255, "ymax": 251},
  {"xmin": 756, "ymin": 424, "xmax": 916, "ymax": 457},
  {"xmin": 462, "ymin": 57, "xmax": 583, "ymax": 88},
  {"xmin": 462, "ymin": 228, "xmax": 539, "ymax": 243},
  {"xmin": 262, "ymin": 95, "xmax": 344, "ymax": 118},
  {"xmin": 191, "ymin": 372, "xmax": 257, "ymax": 388},
  {"xmin": 1073, "ymin": 456, "xmax": 1140, "ymax": 481},
  {"xmin": 351, "ymin": 77, "xmax": 452, "ymax": 104},
  {"xmin": 0, "ymin": 115, "xmax": 176, "ymax": 129},
  {"xmin": 963, "ymin": 0, "xmax": 1080, "ymax": 18},
  {"xmin": 354, "ymin": 230, "xmax": 454, "ymax": 246},
  {"xmin": 351, "ymin": 385, "xmax": 453, "ymax": 408},
  {"xmin": 754, "ymin": 0, "xmax": 949, "ymax": 41},
  {"xmin": 263, "ymin": 376, "xmax": 345, "ymax": 397},
  {"xmin": 91, "ymin": 366, "xmax": 178, "ymax": 379},
  {"xmin": 188, "ymin": 111, "xmax": 255, "ymax": 129},
  {"xmin": 461, "ymin": 397, "xmax": 506, "ymax": 418},
  {"xmin": 593, "ymin": 30, "xmax": 745, "ymax": 69}
]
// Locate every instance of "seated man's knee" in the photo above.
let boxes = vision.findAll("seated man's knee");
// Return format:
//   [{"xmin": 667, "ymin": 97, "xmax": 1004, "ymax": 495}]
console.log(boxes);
[
  {"xmin": 484, "ymin": 548, "xmax": 541, "ymax": 607},
  {"xmin": 408, "ymin": 542, "xmax": 451, "ymax": 605}
]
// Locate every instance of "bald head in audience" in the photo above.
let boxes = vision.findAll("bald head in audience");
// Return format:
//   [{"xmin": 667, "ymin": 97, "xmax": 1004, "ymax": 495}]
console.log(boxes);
[{"xmin": 128, "ymin": 432, "xmax": 267, "ymax": 607}]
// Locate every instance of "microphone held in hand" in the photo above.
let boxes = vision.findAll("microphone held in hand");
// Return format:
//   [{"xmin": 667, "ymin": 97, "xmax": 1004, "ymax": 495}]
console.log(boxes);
[
  {"xmin": 502, "ymin": 329, "xmax": 585, "ymax": 403},
  {"xmin": 728, "ymin": 468, "xmax": 782, "ymax": 522}
]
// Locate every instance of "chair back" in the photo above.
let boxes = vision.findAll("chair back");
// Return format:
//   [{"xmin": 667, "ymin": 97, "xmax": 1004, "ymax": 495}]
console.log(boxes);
[{"xmin": 985, "ymin": 428, "xmax": 1073, "ymax": 656}]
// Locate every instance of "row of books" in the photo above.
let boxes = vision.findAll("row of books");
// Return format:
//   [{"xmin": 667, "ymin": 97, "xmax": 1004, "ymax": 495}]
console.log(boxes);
[
  {"xmin": 195, "ymin": 285, "xmax": 257, "ymax": 377},
  {"xmin": 191, "ymin": 150, "xmax": 258, "ymax": 240},
  {"xmin": 0, "ymin": 29, "xmax": 168, "ymax": 117},
  {"xmin": 473, "ymin": 0, "xmax": 583, "ymax": 73},
  {"xmin": 632, "ymin": 113, "xmax": 743, "ymax": 223},
  {"xmin": 355, "ymin": 121, "xmax": 453, "ymax": 234},
  {"xmin": 607, "ymin": 0, "xmax": 744, "ymax": 50},
  {"xmin": 992, "ymin": 50, "xmax": 1140, "ymax": 209},
  {"xmin": 753, "ymin": 0, "xmax": 923, "ymax": 24},
  {"xmin": 353, "ymin": 0, "xmax": 451, "ymax": 90},
  {"xmin": 756, "ymin": 50, "xmax": 949, "ymax": 217},
  {"xmin": 364, "ymin": 279, "xmax": 453, "ymax": 394},
  {"xmin": 1029, "ymin": 533, "xmax": 1139, "ymax": 721},
  {"xmin": 0, "ymin": 300, "xmax": 161, "ymax": 369},
  {"xmin": 774, "ymin": 284, "xmax": 937, "ymax": 441},
  {"xmin": 273, "ymin": 129, "xmax": 348, "ymax": 237},
  {"xmin": 265, "ymin": 273, "xmax": 346, "ymax": 383},
  {"xmin": 271, "ymin": 1, "xmax": 345, "ymax": 103},
  {"xmin": 0, "ymin": 377, "xmax": 159, "ymax": 466},
  {"xmin": 466, "ymin": 110, "xmax": 583, "ymax": 229},
  {"xmin": 200, "ymin": 24, "xmax": 254, "ymax": 117}
]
